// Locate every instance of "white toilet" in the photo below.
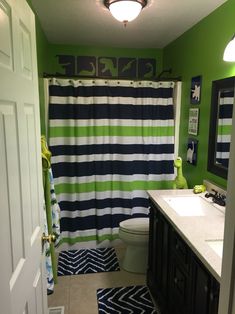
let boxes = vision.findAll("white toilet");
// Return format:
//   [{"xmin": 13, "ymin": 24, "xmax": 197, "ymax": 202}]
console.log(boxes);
[{"xmin": 119, "ymin": 217, "xmax": 149, "ymax": 274}]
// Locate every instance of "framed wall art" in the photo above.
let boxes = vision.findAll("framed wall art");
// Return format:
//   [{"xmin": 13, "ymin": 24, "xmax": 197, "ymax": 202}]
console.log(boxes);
[
  {"xmin": 187, "ymin": 138, "xmax": 198, "ymax": 165},
  {"xmin": 191, "ymin": 75, "xmax": 202, "ymax": 104},
  {"xmin": 188, "ymin": 108, "xmax": 199, "ymax": 135}
]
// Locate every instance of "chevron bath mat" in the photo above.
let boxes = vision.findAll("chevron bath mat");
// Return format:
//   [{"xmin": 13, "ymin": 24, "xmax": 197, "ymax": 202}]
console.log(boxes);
[
  {"xmin": 97, "ymin": 285, "xmax": 160, "ymax": 314},
  {"xmin": 57, "ymin": 247, "xmax": 120, "ymax": 276}
]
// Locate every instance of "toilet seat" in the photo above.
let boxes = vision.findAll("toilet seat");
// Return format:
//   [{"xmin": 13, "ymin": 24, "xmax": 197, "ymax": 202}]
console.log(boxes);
[{"xmin": 119, "ymin": 218, "xmax": 149, "ymax": 235}]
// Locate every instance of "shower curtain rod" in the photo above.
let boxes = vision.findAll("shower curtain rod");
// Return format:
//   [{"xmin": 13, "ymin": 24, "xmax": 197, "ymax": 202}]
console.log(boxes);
[{"xmin": 43, "ymin": 73, "xmax": 182, "ymax": 82}]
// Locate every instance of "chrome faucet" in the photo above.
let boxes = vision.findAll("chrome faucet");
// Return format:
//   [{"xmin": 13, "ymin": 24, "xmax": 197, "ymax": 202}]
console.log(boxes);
[{"xmin": 205, "ymin": 189, "xmax": 226, "ymax": 206}]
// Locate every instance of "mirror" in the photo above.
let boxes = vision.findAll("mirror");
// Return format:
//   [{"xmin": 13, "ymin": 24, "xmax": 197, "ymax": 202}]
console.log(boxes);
[{"xmin": 208, "ymin": 76, "xmax": 235, "ymax": 179}]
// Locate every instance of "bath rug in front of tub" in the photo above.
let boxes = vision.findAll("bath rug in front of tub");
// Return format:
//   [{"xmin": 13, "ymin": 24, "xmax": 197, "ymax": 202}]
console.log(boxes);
[
  {"xmin": 57, "ymin": 247, "xmax": 120, "ymax": 276},
  {"xmin": 97, "ymin": 285, "xmax": 160, "ymax": 314}
]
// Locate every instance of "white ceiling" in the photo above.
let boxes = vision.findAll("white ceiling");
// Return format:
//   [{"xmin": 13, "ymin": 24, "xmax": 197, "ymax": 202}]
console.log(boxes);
[{"xmin": 31, "ymin": 0, "xmax": 227, "ymax": 49}]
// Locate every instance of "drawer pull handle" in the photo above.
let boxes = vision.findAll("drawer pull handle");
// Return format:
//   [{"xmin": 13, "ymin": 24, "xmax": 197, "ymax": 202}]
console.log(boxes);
[{"xmin": 204, "ymin": 286, "xmax": 208, "ymax": 293}]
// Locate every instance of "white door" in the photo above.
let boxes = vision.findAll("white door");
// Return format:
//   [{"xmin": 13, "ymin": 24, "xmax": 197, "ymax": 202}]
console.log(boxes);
[{"xmin": 0, "ymin": 0, "xmax": 48, "ymax": 313}]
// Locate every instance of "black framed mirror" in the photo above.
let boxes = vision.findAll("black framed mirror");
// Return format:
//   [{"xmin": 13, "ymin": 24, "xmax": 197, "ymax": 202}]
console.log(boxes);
[{"xmin": 208, "ymin": 76, "xmax": 235, "ymax": 179}]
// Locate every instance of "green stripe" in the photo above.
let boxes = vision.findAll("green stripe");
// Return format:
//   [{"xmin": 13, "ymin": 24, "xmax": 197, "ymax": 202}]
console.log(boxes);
[
  {"xmin": 58, "ymin": 233, "xmax": 120, "ymax": 245},
  {"xmin": 55, "ymin": 180, "xmax": 173, "ymax": 194},
  {"xmin": 50, "ymin": 126, "xmax": 174, "ymax": 137},
  {"xmin": 217, "ymin": 124, "xmax": 232, "ymax": 135}
]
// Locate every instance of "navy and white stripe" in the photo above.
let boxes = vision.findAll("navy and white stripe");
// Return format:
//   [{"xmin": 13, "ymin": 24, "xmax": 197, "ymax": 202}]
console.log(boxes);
[
  {"xmin": 97, "ymin": 285, "xmax": 159, "ymax": 314},
  {"xmin": 49, "ymin": 79, "xmax": 175, "ymax": 247},
  {"xmin": 58, "ymin": 247, "xmax": 120, "ymax": 276},
  {"xmin": 216, "ymin": 89, "xmax": 233, "ymax": 168}
]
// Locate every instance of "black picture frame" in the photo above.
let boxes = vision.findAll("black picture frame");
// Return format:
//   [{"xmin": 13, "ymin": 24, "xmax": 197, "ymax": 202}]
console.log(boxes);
[
  {"xmin": 187, "ymin": 138, "xmax": 198, "ymax": 165},
  {"xmin": 190, "ymin": 75, "xmax": 202, "ymax": 104}
]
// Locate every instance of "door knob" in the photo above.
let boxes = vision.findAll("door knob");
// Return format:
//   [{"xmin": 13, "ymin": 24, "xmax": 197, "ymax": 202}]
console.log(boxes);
[{"xmin": 42, "ymin": 233, "xmax": 56, "ymax": 244}]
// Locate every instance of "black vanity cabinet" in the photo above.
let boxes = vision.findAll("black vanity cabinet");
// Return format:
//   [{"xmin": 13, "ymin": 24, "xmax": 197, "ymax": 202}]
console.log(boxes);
[
  {"xmin": 147, "ymin": 199, "xmax": 220, "ymax": 314},
  {"xmin": 147, "ymin": 203, "xmax": 170, "ymax": 312},
  {"xmin": 168, "ymin": 229, "xmax": 192, "ymax": 314},
  {"xmin": 191, "ymin": 257, "xmax": 220, "ymax": 314}
]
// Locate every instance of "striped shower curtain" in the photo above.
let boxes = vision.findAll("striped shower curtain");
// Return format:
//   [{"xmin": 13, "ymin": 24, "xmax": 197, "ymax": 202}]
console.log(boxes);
[
  {"xmin": 48, "ymin": 78, "xmax": 175, "ymax": 249},
  {"xmin": 216, "ymin": 89, "xmax": 234, "ymax": 168}
]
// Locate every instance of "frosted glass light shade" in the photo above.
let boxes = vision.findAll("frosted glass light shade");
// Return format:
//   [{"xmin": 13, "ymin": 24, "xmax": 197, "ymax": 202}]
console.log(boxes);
[
  {"xmin": 223, "ymin": 35, "xmax": 235, "ymax": 62},
  {"xmin": 109, "ymin": 1, "xmax": 142, "ymax": 22}
]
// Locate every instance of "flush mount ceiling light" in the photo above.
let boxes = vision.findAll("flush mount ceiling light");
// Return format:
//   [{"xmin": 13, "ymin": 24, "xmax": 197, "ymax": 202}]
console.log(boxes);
[
  {"xmin": 223, "ymin": 34, "xmax": 235, "ymax": 62},
  {"xmin": 104, "ymin": 0, "xmax": 147, "ymax": 26}
]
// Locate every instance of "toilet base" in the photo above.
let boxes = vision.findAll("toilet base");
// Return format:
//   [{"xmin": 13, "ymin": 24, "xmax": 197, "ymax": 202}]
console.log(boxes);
[{"xmin": 122, "ymin": 245, "xmax": 148, "ymax": 274}]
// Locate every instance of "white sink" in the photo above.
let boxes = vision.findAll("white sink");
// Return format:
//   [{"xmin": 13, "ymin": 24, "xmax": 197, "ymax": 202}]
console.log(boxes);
[
  {"xmin": 162, "ymin": 195, "xmax": 223, "ymax": 217},
  {"xmin": 205, "ymin": 239, "xmax": 223, "ymax": 258}
]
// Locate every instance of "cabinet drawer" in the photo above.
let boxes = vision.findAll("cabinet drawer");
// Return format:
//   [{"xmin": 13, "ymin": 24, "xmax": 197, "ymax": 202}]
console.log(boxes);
[{"xmin": 171, "ymin": 229, "xmax": 190, "ymax": 272}]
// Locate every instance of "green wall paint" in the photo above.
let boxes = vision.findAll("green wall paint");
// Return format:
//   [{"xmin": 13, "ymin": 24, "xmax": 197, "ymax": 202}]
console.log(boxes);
[
  {"xmin": 29, "ymin": 0, "xmax": 235, "ymax": 187},
  {"xmin": 26, "ymin": 0, "xmax": 49, "ymax": 134},
  {"xmin": 36, "ymin": 24, "xmax": 49, "ymax": 135},
  {"xmin": 163, "ymin": 0, "xmax": 235, "ymax": 188}
]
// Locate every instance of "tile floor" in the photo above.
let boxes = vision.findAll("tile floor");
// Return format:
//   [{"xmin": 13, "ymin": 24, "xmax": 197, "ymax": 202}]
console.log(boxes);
[{"xmin": 48, "ymin": 246, "xmax": 147, "ymax": 314}]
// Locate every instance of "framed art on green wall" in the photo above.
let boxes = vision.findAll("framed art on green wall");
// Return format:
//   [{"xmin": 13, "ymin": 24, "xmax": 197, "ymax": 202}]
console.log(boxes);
[
  {"xmin": 187, "ymin": 138, "xmax": 198, "ymax": 165},
  {"xmin": 191, "ymin": 75, "xmax": 202, "ymax": 104},
  {"xmin": 188, "ymin": 108, "xmax": 199, "ymax": 135}
]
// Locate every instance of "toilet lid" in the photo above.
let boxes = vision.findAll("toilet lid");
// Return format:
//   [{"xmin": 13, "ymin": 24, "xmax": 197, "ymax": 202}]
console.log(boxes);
[{"xmin": 119, "ymin": 218, "xmax": 149, "ymax": 234}]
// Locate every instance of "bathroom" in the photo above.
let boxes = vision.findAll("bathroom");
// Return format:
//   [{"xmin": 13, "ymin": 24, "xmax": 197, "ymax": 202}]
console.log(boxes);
[{"xmin": 1, "ymin": 0, "xmax": 235, "ymax": 313}]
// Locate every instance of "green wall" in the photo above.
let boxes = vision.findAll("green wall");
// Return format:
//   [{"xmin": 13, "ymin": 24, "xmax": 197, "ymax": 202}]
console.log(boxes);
[
  {"xmin": 163, "ymin": 0, "xmax": 235, "ymax": 188},
  {"xmin": 30, "ymin": 0, "xmax": 235, "ymax": 188},
  {"xmin": 26, "ymin": 0, "xmax": 49, "ymax": 134},
  {"xmin": 36, "ymin": 22, "xmax": 49, "ymax": 135}
]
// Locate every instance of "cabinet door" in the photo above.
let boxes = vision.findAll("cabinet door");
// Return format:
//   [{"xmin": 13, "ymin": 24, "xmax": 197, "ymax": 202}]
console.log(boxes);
[
  {"xmin": 147, "ymin": 203, "xmax": 169, "ymax": 309},
  {"xmin": 168, "ymin": 256, "xmax": 191, "ymax": 314},
  {"xmin": 191, "ymin": 257, "xmax": 217, "ymax": 314},
  {"xmin": 147, "ymin": 205, "xmax": 158, "ymax": 296},
  {"xmin": 155, "ymin": 211, "xmax": 169, "ymax": 299},
  {"xmin": 209, "ymin": 279, "xmax": 220, "ymax": 314}
]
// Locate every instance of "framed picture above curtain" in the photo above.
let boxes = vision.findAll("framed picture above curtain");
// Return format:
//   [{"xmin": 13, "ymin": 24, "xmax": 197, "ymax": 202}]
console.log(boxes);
[
  {"xmin": 191, "ymin": 75, "xmax": 202, "ymax": 104},
  {"xmin": 188, "ymin": 108, "xmax": 199, "ymax": 135}
]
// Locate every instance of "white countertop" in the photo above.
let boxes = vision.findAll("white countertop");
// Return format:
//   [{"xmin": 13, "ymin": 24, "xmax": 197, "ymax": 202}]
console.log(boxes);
[{"xmin": 147, "ymin": 189, "xmax": 225, "ymax": 283}]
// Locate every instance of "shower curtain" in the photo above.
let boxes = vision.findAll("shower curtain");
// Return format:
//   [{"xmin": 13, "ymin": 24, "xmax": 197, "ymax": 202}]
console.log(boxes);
[
  {"xmin": 48, "ymin": 78, "xmax": 175, "ymax": 248},
  {"xmin": 216, "ymin": 89, "xmax": 233, "ymax": 168}
]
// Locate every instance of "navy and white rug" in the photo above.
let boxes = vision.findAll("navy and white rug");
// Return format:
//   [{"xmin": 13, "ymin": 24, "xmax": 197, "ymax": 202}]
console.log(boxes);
[
  {"xmin": 97, "ymin": 285, "xmax": 160, "ymax": 314},
  {"xmin": 57, "ymin": 247, "xmax": 120, "ymax": 276}
]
